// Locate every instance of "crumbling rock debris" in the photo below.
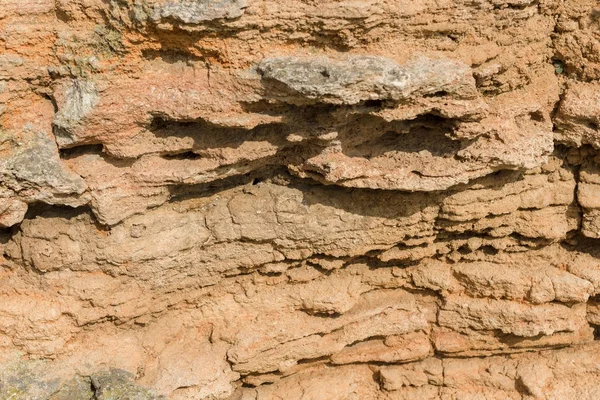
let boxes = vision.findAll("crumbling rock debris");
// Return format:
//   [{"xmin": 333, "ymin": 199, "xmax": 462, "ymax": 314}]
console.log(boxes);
[{"xmin": 3, "ymin": 0, "xmax": 600, "ymax": 399}]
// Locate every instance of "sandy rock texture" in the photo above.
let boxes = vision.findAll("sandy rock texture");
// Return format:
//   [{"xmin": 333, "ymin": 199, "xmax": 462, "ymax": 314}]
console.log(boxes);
[{"xmin": 2, "ymin": 0, "xmax": 600, "ymax": 398}]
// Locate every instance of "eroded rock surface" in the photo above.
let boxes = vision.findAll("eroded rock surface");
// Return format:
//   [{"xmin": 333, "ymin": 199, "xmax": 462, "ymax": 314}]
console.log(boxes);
[{"xmin": 2, "ymin": 0, "xmax": 600, "ymax": 399}]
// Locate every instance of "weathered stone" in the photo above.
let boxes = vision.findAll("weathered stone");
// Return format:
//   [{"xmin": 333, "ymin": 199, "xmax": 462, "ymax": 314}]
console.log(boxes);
[
  {"xmin": 251, "ymin": 364, "xmax": 380, "ymax": 400},
  {"xmin": 0, "ymin": 129, "xmax": 87, "ymax": 201},
  {"xmin": 0, "ymin": 127, "xmax": 89, "ymax": 226},
  {"xmin": 49, "ymin": 376, "xmax": 94, "ymax": 400},
  {"xmin": 0, "ymin": 357, "xmax": 61, "ymax": 400},
  {"xmin": 53, "ymin": 79, "xmax": 100, "ymax": 148},
  {"xmin": 438, "ymin": 295, "xmax": 588, "ymax": 337},
  {"xmin": 3, "ymin": 0, "xmax": 600, "ymax": 398},
  {"xmin": 153, "ymin": 0, "xmax": 248, "ymax": 24},
  {"xmin": 0, "ymin": 197, "xmax": 27, "ymax": 228},
  {"xmin": 555, "ymin": 83, "xmax": 600, "ymax": 148},
  {"xmin": 91, "ymin": 369, "xmax": 165, "ymax": 400},
  {"xmin": 258, "ymin": 55, "xmax": 479, "ymax": 105},
  {"xmin": 226, "ymin": 289, "xmax": 430, "ymax": 374},
  {"xmin": 432, "ymin": 325, "xmax": 594, "ymax": 357},
  {"xmin": 330, "ymin": 331, "xmax": 432, "ymax": 365},
  {"xmin": 379, "ymin": 358, "xmax": 443, "ymax": 391}
]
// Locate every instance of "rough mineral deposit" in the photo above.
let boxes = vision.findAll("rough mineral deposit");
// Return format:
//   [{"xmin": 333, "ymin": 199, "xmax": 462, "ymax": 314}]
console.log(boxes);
[{"xmin": 2, "ymin": 0, "xmax": 600, "ymax": 398}]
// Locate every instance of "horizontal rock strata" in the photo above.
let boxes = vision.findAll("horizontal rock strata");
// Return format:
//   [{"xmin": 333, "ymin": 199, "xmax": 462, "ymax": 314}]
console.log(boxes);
[{"xmin": 2, "ymin": 0, "xmax": 600, "ymax": 399}]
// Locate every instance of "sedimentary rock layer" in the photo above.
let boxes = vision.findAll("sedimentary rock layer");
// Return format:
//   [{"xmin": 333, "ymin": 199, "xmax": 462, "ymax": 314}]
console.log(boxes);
[{"xmin": 2, "ymin": 0, "xmax": 600, "ymax": 399}]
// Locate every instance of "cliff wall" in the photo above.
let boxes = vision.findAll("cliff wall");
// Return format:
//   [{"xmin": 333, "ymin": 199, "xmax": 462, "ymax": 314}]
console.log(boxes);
[{"xmin": 2, "ymin": 0, "xmax": 600, "ymax": 398}]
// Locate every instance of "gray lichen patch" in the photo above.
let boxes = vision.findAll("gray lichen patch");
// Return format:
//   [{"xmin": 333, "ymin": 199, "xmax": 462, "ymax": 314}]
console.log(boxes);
[
  {"xmin": 48, "ymin": 376, "xmax": 94, "ymax": 400},
  {"xmin": 51, "ymin": 27, "xmax": 126, "ymax": 79},
  {"xmin": 1, "ymin": 127, "xmax": 87, "ymax": 197},
  {"xmin": 0, "ymin": 127, "xmax": 88, "ymax": 226},
  {"xmin": 0, "ymin": 358, "xmax": 61, "ymax": 400},
  {"xmin": 152, "ymin": 0, "xmax": 248, "ymax": 24},
  {"xmin": 91, "ymin": 369, "xmax": 166, "ymax": 400},
  {"xmin": 53, "ymin": 79, "xmax": 99, "ymax": 147},
  {"xmin": 92, "ymin": 26, "xmax": 126, "ymax": 56},
  {"xmin": 257, "ymin": 55, "xmax": 478, "ymax": 105},
  {"xmin": 0, "ymin": 363, "xmax": 164, "ymax": 400}
]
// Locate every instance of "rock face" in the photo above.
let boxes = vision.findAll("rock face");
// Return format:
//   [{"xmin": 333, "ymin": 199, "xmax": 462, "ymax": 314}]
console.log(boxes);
[{"xmin": 2, "ymin": 0, "xmax": 600, "ymax": 399}]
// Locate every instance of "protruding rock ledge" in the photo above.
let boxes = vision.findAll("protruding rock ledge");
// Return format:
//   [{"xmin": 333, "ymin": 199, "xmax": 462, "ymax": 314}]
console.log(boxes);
[
  {"xmin": 152, "ymin": 0, "xmax": 248, "ymax": 24},
  {"xmin": 257, "ymin": 55, "xmax": 479, "ymax": 105}
]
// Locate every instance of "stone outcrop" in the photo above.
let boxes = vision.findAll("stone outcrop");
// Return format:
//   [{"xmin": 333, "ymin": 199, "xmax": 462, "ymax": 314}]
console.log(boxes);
[{"xmin": 3, "ymin": 0, "xmax": 600, "ymax": 399}]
